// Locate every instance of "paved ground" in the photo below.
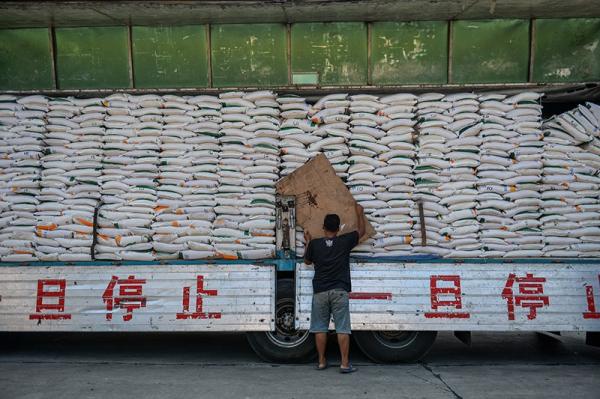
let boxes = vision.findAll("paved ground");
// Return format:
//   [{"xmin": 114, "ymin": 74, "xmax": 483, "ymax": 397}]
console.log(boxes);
[{"xmin": 0, "ymin": 331, "xmax": 598, "ymax": 399}]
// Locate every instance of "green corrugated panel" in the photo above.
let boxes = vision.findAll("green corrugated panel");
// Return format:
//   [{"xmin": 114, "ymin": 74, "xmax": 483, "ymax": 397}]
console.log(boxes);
[
  {"xmin": 0, "ymin": 28, "xmax": 53, "ymax": 90},
  {"xmin": 132, "ymin": 26, "xmax": 209, "ymax": 88},
  {"xmin": 211, "ymin": 24, "xmax": 287, "ymax": 87},
  {"xmin": 291, "ymin": 22, "xmax": 367, "ymax": 85},
  {"xmin": 451, "ymin": 20, "xmax": 530, "ymax": 84},
  {"xmin": 533, "ymin": 18, "xmax": 600, "ymax": 83},
  {"xmin": 55, "ymin": 27, "xmax": 131, "ymax": 89},
  {"xmin": 371, "ymin": 21, "xmax": 448, "ymax": 85}
]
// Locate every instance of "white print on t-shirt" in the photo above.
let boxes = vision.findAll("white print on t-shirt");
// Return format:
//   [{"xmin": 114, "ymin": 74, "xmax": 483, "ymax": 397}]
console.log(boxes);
[{"xmin": 325, "ymin": 239, "xmax": 333, "ymax": 247}]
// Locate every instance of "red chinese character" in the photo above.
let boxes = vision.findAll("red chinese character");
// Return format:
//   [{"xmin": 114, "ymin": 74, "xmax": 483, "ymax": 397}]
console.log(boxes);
[
  {"xmin": 424, "ymin": 275, "xmax": 470, "ymax": 319},
  {"xmin": 502, "ymin": 273, "xmax": 549, "ymax": 321},
  {"xmin": 583, "ymin": 275, "xmax": 600, "ymax": 319},
  {"xmin": 29, "ymin": 279, "xmax": 72, "ymax": 320},
  {"xmin": 176, "ymin": 275, "xmax": 221, "ymax": 320},
  {"xmin": 102, "ymin": 275, "xmax": 147, "ymax": 321}
]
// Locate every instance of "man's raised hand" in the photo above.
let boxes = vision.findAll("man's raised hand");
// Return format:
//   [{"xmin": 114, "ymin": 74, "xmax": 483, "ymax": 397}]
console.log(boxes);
[{"xmin": 303, "ymin": 230, "xmax": 312, "ymax": 244}]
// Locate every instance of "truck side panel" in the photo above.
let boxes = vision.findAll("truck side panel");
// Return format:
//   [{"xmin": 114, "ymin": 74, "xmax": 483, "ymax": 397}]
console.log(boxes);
[
  {"xmin": 296, "ymin": 262, "xmax": 600, "ymax": 331},
  {"xmin": 0, "ymin": 264, "xmax": 275, "ymax": 332}
]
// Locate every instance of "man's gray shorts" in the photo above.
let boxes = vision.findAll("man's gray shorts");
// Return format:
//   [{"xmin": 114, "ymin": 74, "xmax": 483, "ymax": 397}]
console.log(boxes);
[{"xmin": 309, "ymin": 288, "xmax": 351, "ymax": 334}]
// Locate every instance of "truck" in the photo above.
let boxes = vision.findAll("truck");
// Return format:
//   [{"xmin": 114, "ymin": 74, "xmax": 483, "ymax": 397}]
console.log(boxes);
[
  {"xmin": 1, "ymin": 195, "xmax": 599, "ymax": 363},
  {"xmin": 0, "ymin": 0, "xmax": 599, "ymax": 364}
]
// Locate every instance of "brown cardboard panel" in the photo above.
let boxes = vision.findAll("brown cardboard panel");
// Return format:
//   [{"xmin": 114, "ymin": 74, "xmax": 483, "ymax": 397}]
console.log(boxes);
[{"xmin": 276, "ymin": 154, "xmax": 375, "ymax": 241}]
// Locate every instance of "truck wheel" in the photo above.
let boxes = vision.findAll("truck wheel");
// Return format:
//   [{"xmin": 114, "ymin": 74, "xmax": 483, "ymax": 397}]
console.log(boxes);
[
  {"xmin": 353, "ymin": 331, "xmax": 437, "ymax": 363},
  {"xmin": 246, "ymin": 278, "xmax": 315, "ymax": 363}
]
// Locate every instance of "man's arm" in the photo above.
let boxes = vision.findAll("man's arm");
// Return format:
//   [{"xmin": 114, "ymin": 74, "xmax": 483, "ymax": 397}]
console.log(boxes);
[
  {"xmin": 303, "ymin": 230, "xmax": 313, "ymax": 265},
  {"xmin": 355, "ymin": 203, "xmax": 365, "ymax": 239}
]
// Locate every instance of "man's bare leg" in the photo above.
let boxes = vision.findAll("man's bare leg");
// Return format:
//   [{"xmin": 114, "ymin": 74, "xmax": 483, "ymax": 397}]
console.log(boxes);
[
  {"xmin": 315, "ymin": 333, "xmax": 328, "ymax": 367},
  {"xmin": 337, "ymin": 333, "xmax": 350, "ymax": 368}
]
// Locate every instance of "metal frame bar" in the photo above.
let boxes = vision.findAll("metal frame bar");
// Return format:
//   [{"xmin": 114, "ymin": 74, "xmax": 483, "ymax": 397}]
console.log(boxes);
[
  {"xmin": 286, "ymin": 22, "xmax": 292, "ymax": 86},
  {"xmin": 2, "ymin": 82, "xmax": 595, "ymax": 97},
  {"xmin": 0, "ymin": 259, "xmax": 278, "ymax": 268},
  {"xmin": 206, "ymin": 23, "xmax": 213, "ymax": 88},
  {"xmin": 366, "ymin": 21, "xmax": 373, "ymax": 86},
  {"xmin": 349, "ymin": 257, "xmax": 600, "ymax": 264},
  {"xmin": 48, "ymin": 26, "xmax": 58, "ymax": 89},
  {"xmin": 528, "ymin": 18, "xmax": 537, "ymax": 83},
  {"xmin": 127, "ymin": 24, "xmax": 135, "ymax": 88},
  {"xmin": 1, "ymin": 257, "xmax": 598, "ymax": 268},
  {"xmin": 447, "ymin": 19, "xmax": 453, "ymax": 84}
]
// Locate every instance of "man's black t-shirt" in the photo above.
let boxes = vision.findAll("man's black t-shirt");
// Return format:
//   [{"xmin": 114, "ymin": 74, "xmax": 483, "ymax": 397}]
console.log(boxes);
[{"xmin": 305, "ymin": 231, "xmax": 359, "ymax": 293}]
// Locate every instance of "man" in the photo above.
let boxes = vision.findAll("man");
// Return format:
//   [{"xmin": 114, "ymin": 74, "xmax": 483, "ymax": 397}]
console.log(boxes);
[{"xmin": 303, "ymin": 203, "xmax": 365, "ymax": 374}]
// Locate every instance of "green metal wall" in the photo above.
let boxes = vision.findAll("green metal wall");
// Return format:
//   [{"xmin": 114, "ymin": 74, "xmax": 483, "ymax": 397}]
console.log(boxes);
[
  {"xmin": 54, "ymin": 27, "xmax": 131, "ymax": 89},
  {"xmin": 0, "ymin": 28, "xmax": 53, "ymax": 90},
  {"xmin": 0, "ymin": 18, "xmax": 599, "ymax": 90},
  {"xmin": 533, "ymin": 18, "xmax": 600, "ymax": 83},
  {"xmin": 211, "ymin": 24, "xmax": 288, "ymax": 87},
  {"xmin": 371, "ymin": 21, "xmax": 448, "ymax": 85},
  {"xmin": 132, "ymin": 25, "xmax": 209, "ymax": 88},
  {"xmin": 451, "ymin": 20, "xmax": 530, "ymax": 84},
  {"xmin": 291, "ymin": 22, "xmax": 367, "ymax": 85}
]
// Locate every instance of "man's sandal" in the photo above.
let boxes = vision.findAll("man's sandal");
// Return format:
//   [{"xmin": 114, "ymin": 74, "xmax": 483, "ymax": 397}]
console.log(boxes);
[
  {"xmin": 339, "ymin": 364, "xmax": 357, "ymax": 374},
  {"xmin": 315, "ymin": 361, "xmax": 328, "ymax": 370}
]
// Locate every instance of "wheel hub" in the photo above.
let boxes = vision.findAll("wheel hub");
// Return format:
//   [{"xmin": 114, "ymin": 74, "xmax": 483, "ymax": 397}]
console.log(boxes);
[
  {"xmin": 276, "ymin": 311, "xmax": 295, "ymax": 333},
  {"xmin": 266, "ymin": 299, "xmax": 310, "ymax": 348}
]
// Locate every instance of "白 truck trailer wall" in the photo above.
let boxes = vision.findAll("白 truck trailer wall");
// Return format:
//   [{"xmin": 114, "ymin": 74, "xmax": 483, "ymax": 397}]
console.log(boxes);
[
  {"xmin": 297, "ymin": 261, "xmax": 600, "ymax": 332},
  {"xmin": 2, "ymin": 259, "xmax": 598, "ymax": 333},
  {"xmin": 0, "ymin": 262, "xmax": 276, "ymax": 331},
  {"xmin": 1, "ymin": 19, "xmax": 599, "ymax": 91}
]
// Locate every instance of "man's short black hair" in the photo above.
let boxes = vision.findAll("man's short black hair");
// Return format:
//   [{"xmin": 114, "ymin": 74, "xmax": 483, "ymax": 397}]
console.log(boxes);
[{"xmin": 323, "ymin": 214, "xmax": 340, "ymax": 232}]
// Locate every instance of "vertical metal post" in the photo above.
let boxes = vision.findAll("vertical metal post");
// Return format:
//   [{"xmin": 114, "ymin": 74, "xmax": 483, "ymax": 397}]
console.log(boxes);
[
  {"xmin": 206, "ymin": 24, "xmax": 213, "ymax": 88},
  {"xmin": 418, "ymin": 200, "xmax": 427, "ymax": 246},
  {"xmin": 127, "ymin": 24, "xmax": 135, "ymax": 88},
  {"xmin": 367, "ymin": 21, "xmax": 373, "ymax": 86},
  {"xmin": 91, "ymin": 202, "xmax": 101, "ymax": 261},
  {"xmin": 49, "ymin": 26, "xmax": 59, "ymax": 89},
  {"xmin": 528, "ymin": 18, "xmax": 536, "ymax": 83},
  {"xmin": 447, "ymin": 20, "xmax": 453, "ymax": 84},
  {"xmin": 286, "ymin": 23, "xmax": 292, "ymax": 85}
]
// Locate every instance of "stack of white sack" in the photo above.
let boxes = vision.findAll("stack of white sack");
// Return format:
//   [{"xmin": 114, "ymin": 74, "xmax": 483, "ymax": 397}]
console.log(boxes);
[
  {"xmin": 476, "ymin": 93, "xmax": 518, "ymax": 257},
  {"xmin": 501, "ymin": 92, "xmax": 544, "ymax": 257},
  {"xmin": 239, "ymin": 90, "xmax": 279, "ymax": 260},
  {"xmin": 0, "ymin": 95, "xmax": 45, "ymax": 262},
  {"xmin": 412, "ymin": 93, "xmax": 452, "ymax": 257},
  {"xmin": 438, "ymin": 93, "xmax": 481, "ymax": 258},
  {"xmin": 96, "ymin": 94, "xmax": 157, "ymax": 261},
  {"xmin": 295, "ymin": 226, "xmax": 306, "ymax": 257},
  {"xmin": 214, "ymin": 91, "xmax": 277, "ymax": 260},
  {"xmin": 308, "ymin": 94, "xmax": 351, "ymax": 179},
  {"xmin": 5, "ymin": 92, "xmax": 600, "ymax": 262},
  {"xmin": 155, "ymin": 94, "xmax": 220, "ymax": 260},
  {"xmin": 581, "ymin": 103, "xmax": 600, "ymax": 156},
  {"xmin": 351, "ymin": 93, "xmax": 417, "ymax": 257},
  {"xmin": 152, "ymin": 95, "xmax": 212, "ymax": 260},
  {"xmin": 279, "ymin": 95, "xmax": 316, "ymax": 177},
  {"xmin": 346, "ymin": 94, "xmax": 385, "ymax": 256},
  {"xmin": 36, "ymin": 97, "xmax": 102, "ymax": 262},
  {"xmin": 541, "ymin": 102, "xmax": 600, "ymax": 257}
]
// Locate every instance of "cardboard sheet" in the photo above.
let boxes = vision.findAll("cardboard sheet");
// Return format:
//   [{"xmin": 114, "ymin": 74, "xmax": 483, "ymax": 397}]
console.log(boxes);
[{"xmin": 275, "ymin": 154, "xmax": 375, "ymax": 241}]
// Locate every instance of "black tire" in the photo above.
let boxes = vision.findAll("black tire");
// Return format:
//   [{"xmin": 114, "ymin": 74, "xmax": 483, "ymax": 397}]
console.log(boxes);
[
  {"xmin": 246, "ymin": 278, "xmax": 315, "ymax": 363},
  {"xmin": 353, "ymin": 331, "xmax": 437, "ymax": 363}
]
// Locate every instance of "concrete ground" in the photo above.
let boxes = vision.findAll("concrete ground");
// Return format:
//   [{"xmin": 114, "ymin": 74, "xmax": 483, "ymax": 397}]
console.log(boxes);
[{"xmin": 0, "ymin": 331, "xmax": 598, "ymax": 399}]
